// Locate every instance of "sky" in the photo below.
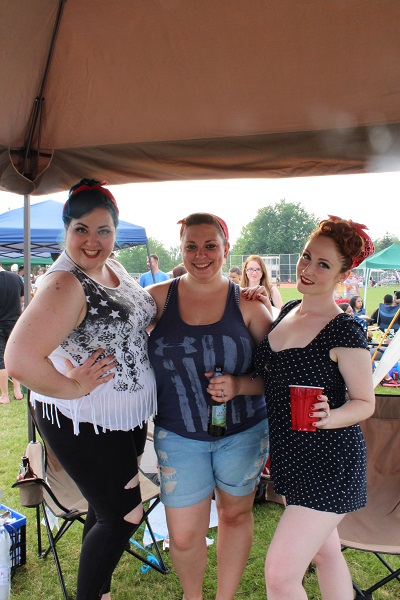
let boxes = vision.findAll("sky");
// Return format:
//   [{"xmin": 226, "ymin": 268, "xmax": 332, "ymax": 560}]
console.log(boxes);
[{"xmin": 0, "ymin": 170, "xmax": 398, "ymax": 250}]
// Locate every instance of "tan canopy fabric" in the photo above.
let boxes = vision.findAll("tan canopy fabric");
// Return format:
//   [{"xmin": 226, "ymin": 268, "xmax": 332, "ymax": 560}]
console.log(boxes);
[{"xmin": 1, "ymin": 0, "xmax": 400, "ymax": 195}]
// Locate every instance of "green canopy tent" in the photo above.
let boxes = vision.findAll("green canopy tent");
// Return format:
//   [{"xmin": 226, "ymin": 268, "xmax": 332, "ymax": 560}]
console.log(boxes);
[
  {"xmin": 0, "ymin": 256, "xmax": 53, "ymax": 267},
  {"xmin": 358, "ymin": 244, "xmax": 400, "ymax": 306}
]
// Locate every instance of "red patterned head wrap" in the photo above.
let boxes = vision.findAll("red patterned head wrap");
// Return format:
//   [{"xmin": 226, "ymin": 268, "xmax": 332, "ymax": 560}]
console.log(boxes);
[
  {"xmin": 328, "ymin": 215, "xmax": 374, "ymax": 269},
  {"xmin": 64, "ymin": 180, "xmax": 119, "ymax": 215},
  {"xmin": 178, "ymin": 214, "xmax": 229, "ymax": 242}
]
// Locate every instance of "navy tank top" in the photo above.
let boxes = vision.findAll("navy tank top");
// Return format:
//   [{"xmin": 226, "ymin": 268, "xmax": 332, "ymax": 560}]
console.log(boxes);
[{"xmin": 148, "ymin": 278, "xmax": 267, "ymax": 441}]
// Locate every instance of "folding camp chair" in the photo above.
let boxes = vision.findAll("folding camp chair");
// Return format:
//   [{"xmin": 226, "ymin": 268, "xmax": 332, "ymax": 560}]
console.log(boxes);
[
  {"xmin": 376, "ymin": 303, "xmax": 400, "ymax": 333},
  {"xmin": 338, "ymin": 394, "xmax": 400, "ymax": 599},
  {"xmin": 13, "ymin": 403, "xmax": 168, "ymax": 599}
]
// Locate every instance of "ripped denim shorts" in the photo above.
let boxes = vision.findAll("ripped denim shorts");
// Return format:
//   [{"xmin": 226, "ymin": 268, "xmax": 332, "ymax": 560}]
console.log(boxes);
[{"xmin": 154, "ymin": 418, "xmax": 269, "ymax": 508}]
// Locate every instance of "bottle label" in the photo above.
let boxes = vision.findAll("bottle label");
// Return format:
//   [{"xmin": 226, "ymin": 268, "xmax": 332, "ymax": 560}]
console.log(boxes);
[{"xmin": 211, "ymin": 403, "xmax": 226, "ymax": 427}]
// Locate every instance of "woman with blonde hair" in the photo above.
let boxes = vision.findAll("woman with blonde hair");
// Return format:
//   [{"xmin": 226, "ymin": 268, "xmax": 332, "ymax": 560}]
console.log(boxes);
[{"xmin": 241, "ymin": 254, "xmax": 283, "ymax": 316}]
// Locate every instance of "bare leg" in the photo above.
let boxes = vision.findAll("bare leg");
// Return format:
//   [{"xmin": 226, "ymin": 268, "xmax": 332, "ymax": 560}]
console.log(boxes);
[
  {"xmin": 214, "ymin": 488, "xmax": 255, "ymax": 600},
  {"xmin": 265, "ymin": 505, "xmax": 352, "ymax": 600},
  {"xmin": 313, "ymin": 528, "xmax": 353, "ymax": 600},
  {"xmin": 12, "ymin": 378, "xmax": 24, "ymax": 400},
  {"xmin": 0, "ymin": 369, "xmax": 10, "ymax": 404},
  {"xmin": 165, "ymin": 494, "xmax": 213, "ymax": 600}
]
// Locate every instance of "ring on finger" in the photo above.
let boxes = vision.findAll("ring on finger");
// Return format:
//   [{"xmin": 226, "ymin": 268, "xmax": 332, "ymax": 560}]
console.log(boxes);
[
  {"xmin": 221, "ymin": 390, "xmax": 225, "ymax": 398},
  {"xmin": 323, "ymin": 409, "xmax": 330, "ymax": 418}
]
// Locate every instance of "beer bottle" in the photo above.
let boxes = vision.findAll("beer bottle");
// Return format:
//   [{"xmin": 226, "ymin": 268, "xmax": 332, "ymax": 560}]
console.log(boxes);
[
  {"xmin": 17, "ymin": 456, "xmax": 35, "ymax": 481},
  {"xmin": 208, "ymin": 366, "xmax": 226, "ymax": 436}
]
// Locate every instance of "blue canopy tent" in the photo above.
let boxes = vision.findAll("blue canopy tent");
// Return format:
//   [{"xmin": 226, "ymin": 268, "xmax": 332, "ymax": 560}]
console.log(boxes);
[{"xmin": 0, "ymin": 199, "xmax": 149, "ymax": 258}]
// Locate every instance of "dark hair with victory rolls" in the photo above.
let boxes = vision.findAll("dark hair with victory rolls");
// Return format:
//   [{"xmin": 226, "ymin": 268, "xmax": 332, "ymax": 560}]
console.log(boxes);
[
  {"xmin": 62, "ymin": 178, "xmax": 119, "ymax": 229},
  {"xmin": 310, "ymin": 216, "xmax": 374, "ymax": 272}
]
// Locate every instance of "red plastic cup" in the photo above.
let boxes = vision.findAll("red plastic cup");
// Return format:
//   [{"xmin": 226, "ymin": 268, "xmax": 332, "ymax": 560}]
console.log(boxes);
[{"xmin": 289, "ymin": 385, "xmax": 324, "ymax": 432}]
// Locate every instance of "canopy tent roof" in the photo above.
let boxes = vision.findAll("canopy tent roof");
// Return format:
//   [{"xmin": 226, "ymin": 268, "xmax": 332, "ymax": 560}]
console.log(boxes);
[
  {"xmin": 1, "ymin": 0, "xmax": 400, "ymax": 196},
  {"xmin": 0, "ymin": 256, "xmax": 53, "ymax": 267},
  {"xmin": 0, "ymin": 200, "xmax": 148, "ymax": 257},
  {"xmin": 358, "ymin": 244, "xmax": 400, "ymax": 270}
]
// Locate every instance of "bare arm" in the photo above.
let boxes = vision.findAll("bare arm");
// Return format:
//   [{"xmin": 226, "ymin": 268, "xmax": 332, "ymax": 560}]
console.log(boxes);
[
  {"xmin": 314, "ymin": 347, "xmax": 375, "ymax": 429},
  {"xmin": 270, "ymin": 285, "xmax": 283, "ymax": 309},
  {"xmin": 146, "ymin": 280, "xmax": 171, "ymax": 322},
  {"xmin": 5, "ymin": 272, "xmax": 115, "ymax": 398},
  {"xmin": 241, "ymin": 285, "xmax": 274, "ymax": 316},
  {"xmin": 206, "ymin": 371, "xmax": 264, "ymax": 401}
]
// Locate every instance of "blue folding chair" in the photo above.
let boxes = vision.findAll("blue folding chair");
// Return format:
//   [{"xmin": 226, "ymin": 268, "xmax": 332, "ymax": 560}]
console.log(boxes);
[{"xmin": 377, "ymin": 304, "xmax": 400, "ymax": 333}]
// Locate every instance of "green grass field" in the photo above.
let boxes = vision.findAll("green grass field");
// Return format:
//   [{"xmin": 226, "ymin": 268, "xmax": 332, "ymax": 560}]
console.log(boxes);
[
  {"xmin": 278, "ymin": 283, "xmax": 397, "ymax": 316},
  {"xmin": 1, "ymin": 385, "xmax": 399, "ymax": 599}
]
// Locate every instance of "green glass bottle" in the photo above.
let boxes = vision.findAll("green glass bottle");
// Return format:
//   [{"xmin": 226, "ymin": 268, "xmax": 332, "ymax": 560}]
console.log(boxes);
[{"xmin": 208, "ymin": 366, "xmax": 226, "ymax": 436}]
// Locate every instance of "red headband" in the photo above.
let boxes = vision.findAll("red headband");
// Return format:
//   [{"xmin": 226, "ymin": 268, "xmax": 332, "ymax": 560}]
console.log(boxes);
[
  {"xmin": 64, "ymin": 180, "xmax": 119, "ymax": 215},
  {"xmin": 178, "ymin": 214, "xmax": 229, "ymax": 242},
  {"xmin": 328, "ymin": 215, "xmax": 374, "ymax": 269}
]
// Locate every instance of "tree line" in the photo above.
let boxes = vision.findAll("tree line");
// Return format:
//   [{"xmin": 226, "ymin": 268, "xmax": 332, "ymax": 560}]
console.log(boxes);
[{"xmin": 116, "ymin": 200, "xmax": 399, "ymax": 274}]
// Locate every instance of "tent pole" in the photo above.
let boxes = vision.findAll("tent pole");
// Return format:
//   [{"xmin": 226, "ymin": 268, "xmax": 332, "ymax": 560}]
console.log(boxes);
[
  {"xmin": 23, "ymin": 195, "xmax": 31, "ymax": 309},
  {"xmin": 23, "ymin": 194, "xmax": 35, "ymax": 442},
  {"xmin": 363, "ymin": 268, "xmax": 369, "ymax": 310}
]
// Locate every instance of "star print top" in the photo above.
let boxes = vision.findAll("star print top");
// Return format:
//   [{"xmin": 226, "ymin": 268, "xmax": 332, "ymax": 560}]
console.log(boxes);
[{"xmin": 31, "ymin": 251, "xmax": 157, "ymax": 434}]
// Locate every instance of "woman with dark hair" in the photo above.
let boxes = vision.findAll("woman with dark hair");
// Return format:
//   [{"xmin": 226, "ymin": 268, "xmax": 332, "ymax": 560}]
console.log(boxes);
[
  {"xmin": 349, "ymin": 295, "xmax": 365, "ymax": 316},
  {"xmin": 6, "ymin": 179, "xmax": 157, "ymax": 600},
  {"xmin": 216, "ymin": 216, "xmax": 376, "ymax": 599}
]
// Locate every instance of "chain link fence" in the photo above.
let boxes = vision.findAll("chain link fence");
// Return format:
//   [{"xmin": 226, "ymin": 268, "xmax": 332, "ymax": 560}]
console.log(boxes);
[{"xmin": 229, "ymin": 254, "xmax": 300, "ymax": 283}]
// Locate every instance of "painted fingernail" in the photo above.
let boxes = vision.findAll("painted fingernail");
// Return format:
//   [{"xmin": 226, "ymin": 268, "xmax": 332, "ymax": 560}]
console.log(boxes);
[{"xmin": 310, "ymin": 405, "xmax": 315, "ymax": 410}]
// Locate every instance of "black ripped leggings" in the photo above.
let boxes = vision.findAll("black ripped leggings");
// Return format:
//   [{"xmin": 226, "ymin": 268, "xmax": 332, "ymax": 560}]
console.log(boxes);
[{"xmin": 35, "ymin": 403, "xmax": 147, "ymax": 600}]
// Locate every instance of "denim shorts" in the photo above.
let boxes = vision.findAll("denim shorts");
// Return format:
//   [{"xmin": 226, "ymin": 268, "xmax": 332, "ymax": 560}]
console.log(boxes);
[{"xmin": 154, "ymin": 418, "xmax": 269, "ymax": 508}]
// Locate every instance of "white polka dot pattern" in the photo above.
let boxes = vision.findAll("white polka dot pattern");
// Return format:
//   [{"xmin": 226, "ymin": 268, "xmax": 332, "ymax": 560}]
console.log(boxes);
[{"xmin": 254, "ymin": 300, "xmax": 369, "ymax": 514}]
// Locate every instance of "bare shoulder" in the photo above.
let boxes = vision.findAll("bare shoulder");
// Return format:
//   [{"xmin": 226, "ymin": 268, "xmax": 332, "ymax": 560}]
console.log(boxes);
[
  {"xmin": 31, "ymin": 270, "xmax": 85, "ymax": 309},
  {"xmin": 146, "ymin": 279, "xmax": 172, "ymax": 306},
  {"xmin": 36, "ymin": 269, "xmax": 82, "ymax": 293}
]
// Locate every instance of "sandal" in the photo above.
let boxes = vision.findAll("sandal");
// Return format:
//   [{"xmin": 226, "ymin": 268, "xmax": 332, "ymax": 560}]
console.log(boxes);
[{"xmin": 381, "ymin": 377, "xmax": 400, "ymax": 387}]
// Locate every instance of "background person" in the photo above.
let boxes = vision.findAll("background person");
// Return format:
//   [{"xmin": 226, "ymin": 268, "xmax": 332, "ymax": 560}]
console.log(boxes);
[
  {"xmin": 0, "ymin": 260, "xmax": 24, "ymax": 404},
  {"xmin": 33, "ymin": 266, "xmax": 47, "ymax": 290},
  {"xmin": 139, "ymin": 253, "xmax": 169, "ymax": 287},
  {"xmin": 241, "ymin": 255, "xmax": 283, "ymax": 318},
  {"xmin": 370, "ymin": 293, "xmax": 400, "ymax": 332},
  {"xmin": 349, "ymin": 295, "xmax": 370, "ymax": 320},
  {"xmin": 215, "ymin": 216, "xmax": 376, "ymax": 599},
  {"xmin": 147, "ymin": 212, "xmax": 272, "ymax": 600},
  {"xmin": 5, "ymin": 179, "xmax": 157, "ymax": 600},
  {"xmin": 172, "ymin": 263, "xmax": 187, "ymax": 278},
  {"xmin": 338, "ymin": 301, "xmax": 368, "ymax": 334},
  {"xmin": 228, "ymin": 265, "xmax": 241, "ymax": 284},
  {"xmin": 343, "ymin": 269, "xmax": 360, "ymax": 299}
]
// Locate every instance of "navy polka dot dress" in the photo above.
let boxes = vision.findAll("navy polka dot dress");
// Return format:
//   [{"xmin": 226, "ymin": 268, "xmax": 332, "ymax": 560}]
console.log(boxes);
[{"xmin": 254, "ymin": 300, "xmax": 369, "ymax": 514}]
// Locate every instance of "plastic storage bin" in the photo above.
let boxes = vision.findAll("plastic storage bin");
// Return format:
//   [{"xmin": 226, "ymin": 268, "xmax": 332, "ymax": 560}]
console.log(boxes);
[{"xmin": 0, "ymin": 505, "xmax": 27, "ymax": 574}]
